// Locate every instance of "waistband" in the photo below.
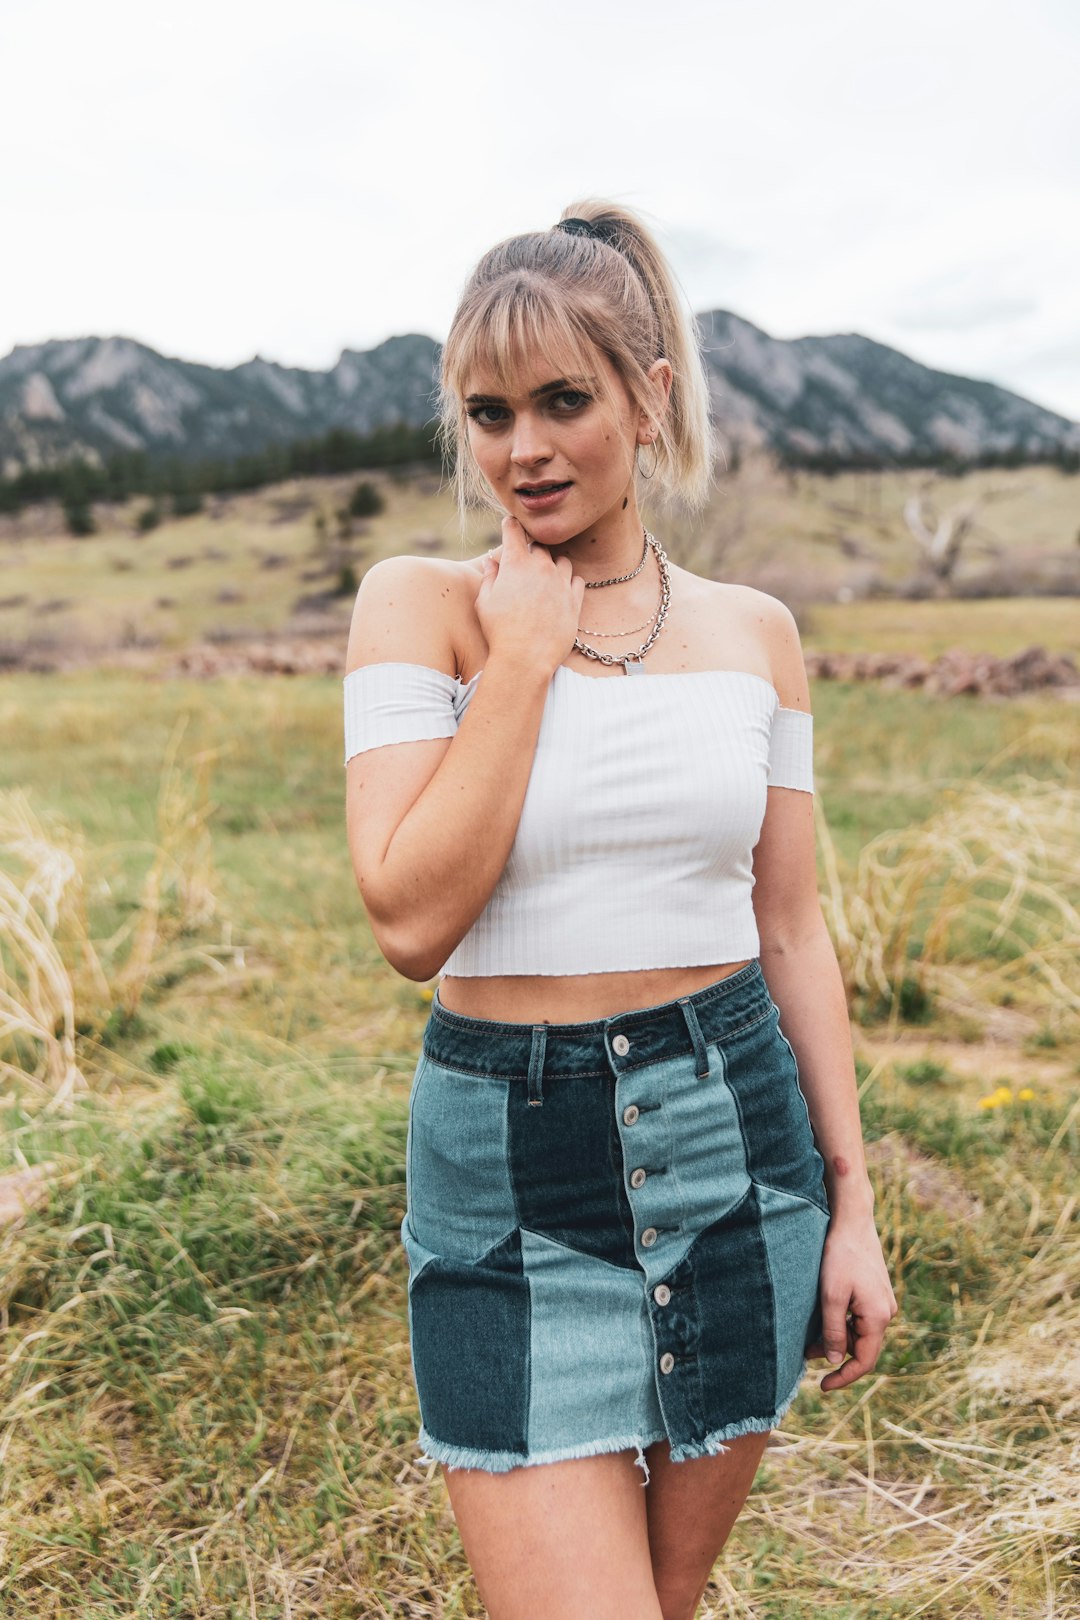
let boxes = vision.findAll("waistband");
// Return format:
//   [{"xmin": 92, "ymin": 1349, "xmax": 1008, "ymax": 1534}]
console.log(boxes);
[{"xmin": 424, "ymin": 959, "xmax": 775, "ymax": 1085}]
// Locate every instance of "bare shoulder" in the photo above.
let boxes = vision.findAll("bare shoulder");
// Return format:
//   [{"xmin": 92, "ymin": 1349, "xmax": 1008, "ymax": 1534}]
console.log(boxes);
[
  {"xmin": 345, "ymin": 554, "xmax": 479, "ymax": 678},
  {"xmin": 696, "ymin": 576, "xmax": 811, "ymax": 711},
  {"xmin": 734, "ymin": 583, "xmax": 810, "ymax": 712}
]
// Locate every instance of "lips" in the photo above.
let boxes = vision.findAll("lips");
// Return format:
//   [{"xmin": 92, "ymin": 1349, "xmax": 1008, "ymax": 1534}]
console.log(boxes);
[{"xmin": 516, "ymin": 481, "xmax": 573, "ymax": 511}]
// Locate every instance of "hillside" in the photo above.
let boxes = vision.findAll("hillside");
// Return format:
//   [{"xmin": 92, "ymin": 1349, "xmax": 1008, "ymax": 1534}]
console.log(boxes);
[{"xmin": 3, "ymin": 316, "xmax": 1077, "ymax": 478}]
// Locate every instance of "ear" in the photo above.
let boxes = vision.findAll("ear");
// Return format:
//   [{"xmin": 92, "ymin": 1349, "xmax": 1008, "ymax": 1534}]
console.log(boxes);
[{"xmin": 640, "ymin": 358, "xmax": 674, "ymax": 440}]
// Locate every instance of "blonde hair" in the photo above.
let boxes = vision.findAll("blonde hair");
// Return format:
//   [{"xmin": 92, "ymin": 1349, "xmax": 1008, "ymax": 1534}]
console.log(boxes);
[{"xmin": 436, "ymin": 199, "xmax": 714, "ymax": 531}]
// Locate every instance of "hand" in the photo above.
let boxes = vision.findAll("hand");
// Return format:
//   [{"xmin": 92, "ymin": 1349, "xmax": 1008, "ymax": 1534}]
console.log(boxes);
[
  {"xmin": 473, "ymin": 515, "xmax": 586, "ymax": 679},
  {"xmin": 805, "ymin": 1212, "xmax": 899, "ymax": 1392}
]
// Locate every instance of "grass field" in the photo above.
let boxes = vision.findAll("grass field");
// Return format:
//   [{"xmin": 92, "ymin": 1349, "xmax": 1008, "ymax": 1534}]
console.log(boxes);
[
  {"xmin": 1, "ymin": 479, "xmax": 1078, "ymax": 1615},
  {"xmin": 1, "ymin": 456, "xmax": 1078, "ymax": 661}
]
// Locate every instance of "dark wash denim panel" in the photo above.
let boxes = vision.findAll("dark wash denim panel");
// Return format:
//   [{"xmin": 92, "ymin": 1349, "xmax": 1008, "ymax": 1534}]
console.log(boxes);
[{"xmin": 400, "ymin": 959, "xmax": 831, "ymax": 1472}]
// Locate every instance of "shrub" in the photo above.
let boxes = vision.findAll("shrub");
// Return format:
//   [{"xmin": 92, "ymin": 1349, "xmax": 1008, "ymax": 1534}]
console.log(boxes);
[
  {"xmin": 347, "ymin": 480, "xmax": 385, "ymax": 519},
  {"xmin": 63, "ymin": 500, "xmax": 96, "ymax": 537}
]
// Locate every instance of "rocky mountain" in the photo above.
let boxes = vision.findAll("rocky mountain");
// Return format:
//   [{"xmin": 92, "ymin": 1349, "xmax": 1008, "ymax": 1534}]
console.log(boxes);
[
  {"xmin": 1, "ymin": 315, "xmax": 1076, "ymax": 477},
  {"xmin": 0, "ymin": 333, "xmax": 441, "ymax": 476},
  {"xmin": 697, "ymin": 312, "xmax": 1079, "ymax": 461}
]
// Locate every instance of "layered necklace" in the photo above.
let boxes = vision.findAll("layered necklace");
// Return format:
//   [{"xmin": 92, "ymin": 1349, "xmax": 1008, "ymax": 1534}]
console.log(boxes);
[{"xmin": 572, "ymin": 527, "xmax": 671, "ymax": 675}]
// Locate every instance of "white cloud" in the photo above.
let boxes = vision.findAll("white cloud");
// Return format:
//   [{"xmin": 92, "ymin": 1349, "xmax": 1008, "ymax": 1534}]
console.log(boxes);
[{"xmin": 3, "ymin": 0, "xmax": 1078, "ymax": 419}]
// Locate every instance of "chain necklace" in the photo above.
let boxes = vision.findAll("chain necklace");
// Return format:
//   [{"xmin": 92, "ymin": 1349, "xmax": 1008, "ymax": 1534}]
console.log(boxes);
[
  {"xmin": 581, "ymin": 529, "xmax": 650, "ymax": 588},
  {"xmin": 578, "ymin": 606, "xmax": 658, "ymax": 637},
  {"xmin": 573, "ymin": 530, "xmax": 671, "ymax": 674}
]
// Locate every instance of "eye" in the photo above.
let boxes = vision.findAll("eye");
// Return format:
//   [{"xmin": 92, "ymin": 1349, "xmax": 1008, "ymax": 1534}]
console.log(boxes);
[
  {"xmin": 553, "ymin": 390, "xmax": 591, "ymax": 411},
  {"xmin": 465, "ymin": 405, "xmax": 507, "ymax": 427}
]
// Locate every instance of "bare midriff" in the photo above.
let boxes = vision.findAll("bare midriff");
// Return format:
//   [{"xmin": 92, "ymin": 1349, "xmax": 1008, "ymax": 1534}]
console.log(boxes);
[{"xmin": 437, "ymin": 960, "xmax": 754, "ymax": 1025}]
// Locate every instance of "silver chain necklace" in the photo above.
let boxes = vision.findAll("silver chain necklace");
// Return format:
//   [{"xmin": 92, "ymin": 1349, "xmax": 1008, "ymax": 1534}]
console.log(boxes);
[
  {"xmin": 573, "ymin": 530, "xmax": 671, "ymax": 674},
  {"xmin": 578, "ymin": 606, "xmax": 658, "ymax": 637},
  {"xmin": 581, "ymin": 530, "xmax": 649, "ymax": 588}
]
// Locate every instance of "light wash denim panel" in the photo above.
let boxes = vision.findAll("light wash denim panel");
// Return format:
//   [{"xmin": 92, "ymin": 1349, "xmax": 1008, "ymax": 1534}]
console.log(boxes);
[{"xmin": 400, "ymin": 959, "xmax": 830, "ymax": 1479}]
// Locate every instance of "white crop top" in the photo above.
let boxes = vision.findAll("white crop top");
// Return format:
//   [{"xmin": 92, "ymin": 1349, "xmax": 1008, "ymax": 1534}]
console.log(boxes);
[{"xmin": 343, "ymin": 661, "xmax": 814, "ymax": 978}]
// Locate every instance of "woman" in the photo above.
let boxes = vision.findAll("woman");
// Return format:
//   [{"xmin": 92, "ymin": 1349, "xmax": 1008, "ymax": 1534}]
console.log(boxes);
[{"xmin": 343, "ymin": 202, "xmax": 897, "ymax": 1620}]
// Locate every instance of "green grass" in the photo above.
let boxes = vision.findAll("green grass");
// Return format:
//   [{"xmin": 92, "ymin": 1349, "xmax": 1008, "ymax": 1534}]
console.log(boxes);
[
  {"xmin": 2, "ymin": 457, "xmax": 1078, "ymax": 662},
  {"xmin": 1, "ymin": 639, "xmax": 1078, "ymax": 1614}
]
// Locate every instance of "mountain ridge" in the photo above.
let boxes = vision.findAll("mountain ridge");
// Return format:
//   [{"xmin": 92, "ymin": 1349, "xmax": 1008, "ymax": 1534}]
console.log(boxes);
[{"xmin": 2, "ymin": 315, "xmax": 1076, "ymax": 476}]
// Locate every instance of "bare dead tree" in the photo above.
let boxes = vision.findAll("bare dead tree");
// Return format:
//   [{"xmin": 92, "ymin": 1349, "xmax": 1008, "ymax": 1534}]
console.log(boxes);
[{"xmin": 903, "ymin": 492, "xmax": 979, "ymax": 587}]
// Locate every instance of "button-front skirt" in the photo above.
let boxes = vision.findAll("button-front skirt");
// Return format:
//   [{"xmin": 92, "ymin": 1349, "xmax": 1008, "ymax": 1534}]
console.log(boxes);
[{"xmin": 400, "ymin": 959, "xmax": 830, "ymax": 1476}]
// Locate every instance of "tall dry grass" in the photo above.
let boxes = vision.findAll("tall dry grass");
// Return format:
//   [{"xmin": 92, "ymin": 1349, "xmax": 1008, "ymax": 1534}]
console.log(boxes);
[
  {"xmin": 0, "ymin": 790, "xmax": 95, "ymax": 1109},
  {"xmin": 0, "ymin": 721, "xmax": 234, "ymax": 1114},
  {"xmin": 816, "ymin": 774, "xmax": 1080, "ymax": 1034}
]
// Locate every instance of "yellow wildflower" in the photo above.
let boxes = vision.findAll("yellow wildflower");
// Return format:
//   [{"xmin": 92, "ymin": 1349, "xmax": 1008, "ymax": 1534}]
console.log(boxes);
[
  {"xmin": 1018, "ymin": 1087, "xmax": 1035, "ymax": 1101},
  {"xmin": 420, "ymin": 986, "xmax": 435, "ymax": 1002}
]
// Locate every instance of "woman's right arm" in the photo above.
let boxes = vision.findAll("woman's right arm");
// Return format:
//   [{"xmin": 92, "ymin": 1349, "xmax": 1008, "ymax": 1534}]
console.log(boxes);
[{"xmin": 344, "ymin": 518, "xmax": 584, "ymax": 981}]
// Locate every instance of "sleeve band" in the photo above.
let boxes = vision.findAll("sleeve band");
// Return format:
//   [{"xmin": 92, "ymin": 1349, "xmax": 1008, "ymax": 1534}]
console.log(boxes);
[
  {"xmin": 343, "ymin": 661, "xmax": 460, "ymax": 765},
  {"xmin": 767, "ymin": 706, "xmax": 813, "ymax": 793}
]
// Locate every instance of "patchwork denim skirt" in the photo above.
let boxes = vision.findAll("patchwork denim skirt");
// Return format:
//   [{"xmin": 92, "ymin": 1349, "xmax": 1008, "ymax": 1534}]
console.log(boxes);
[{"xmin": 400, "ymin": 959, "xmax": 831, "ymax": 1476}]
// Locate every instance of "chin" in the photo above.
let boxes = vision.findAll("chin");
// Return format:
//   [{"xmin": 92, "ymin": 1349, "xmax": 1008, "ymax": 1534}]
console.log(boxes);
[{"xmin": 517, "ymin": 516, "xmax": 582, "ymax": 545}]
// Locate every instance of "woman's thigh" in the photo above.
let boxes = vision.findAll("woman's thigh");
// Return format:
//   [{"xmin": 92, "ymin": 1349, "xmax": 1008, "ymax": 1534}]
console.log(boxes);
[
  {"xmin": 440, "ymin": 1448, "xmax": 665, "ymax": 1620},
  {"xmin": 645, "ymin": 1431, "xmax": 772, "ymax": 1617}
]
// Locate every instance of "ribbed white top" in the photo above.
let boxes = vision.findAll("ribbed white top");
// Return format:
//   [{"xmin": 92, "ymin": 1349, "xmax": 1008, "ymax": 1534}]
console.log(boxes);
[{"xmin": 344, "ymin": 661, "xmax": 814, "ymax": 978}]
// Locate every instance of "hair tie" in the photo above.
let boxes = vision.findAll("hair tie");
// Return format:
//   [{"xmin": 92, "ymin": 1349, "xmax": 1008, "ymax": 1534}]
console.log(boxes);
[{"xmin": 557, "ymin": 216, "xmax": 617, "ymax": 246}]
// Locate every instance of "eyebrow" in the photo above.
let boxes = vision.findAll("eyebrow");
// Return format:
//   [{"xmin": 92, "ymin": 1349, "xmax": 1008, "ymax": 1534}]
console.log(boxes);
[{"xmin": 464, "ymin": 376, "xmax": 594, "ymax": 404}]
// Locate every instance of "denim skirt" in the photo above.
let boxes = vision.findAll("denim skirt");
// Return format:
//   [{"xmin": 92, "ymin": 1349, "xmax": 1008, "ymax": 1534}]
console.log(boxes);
[{"xmin": 400, "ymin": 959, "xmax": 831, "ymax": 1478}]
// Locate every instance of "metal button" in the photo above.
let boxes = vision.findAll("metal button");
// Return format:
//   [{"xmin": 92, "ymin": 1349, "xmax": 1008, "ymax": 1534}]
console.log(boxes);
[
  {"xmin": 630, "ymin": 1168, "xmax": 647, "ymax": 1189},
  {"xmin": 641, "ymin": 1226, "xmax": 658, "ymax": 1247},
  {"xmin": 659, "ymin": 1352, "xmax": 675, "ymax": 1374},
  {"xmin": 653, "ymin": 1283, "xmax": 672, "ymax": 1306},
  {"xmin": 612, "ymin": 1033, "xmax": 630, "ymax": 1056},
  {"xmin": 622, "ymin": 1104, "xmax": 640, "ymax": 1126}
]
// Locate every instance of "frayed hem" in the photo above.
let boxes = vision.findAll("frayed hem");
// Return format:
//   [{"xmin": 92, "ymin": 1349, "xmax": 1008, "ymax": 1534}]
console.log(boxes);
[
  {"xmin": 665, "ymin": 1358, "xmax": 808, "ymax": 1463},
  {"xmin": 416, "ymin": 1424, "xmax": 669, "ymax": 1484},
  {"xmin": 415, "ymin": 1361, "xmax": 811, "ymax": 1477}
]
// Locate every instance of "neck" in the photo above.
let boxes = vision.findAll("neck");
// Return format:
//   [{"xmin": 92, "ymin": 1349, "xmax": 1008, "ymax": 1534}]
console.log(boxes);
[{"xmin": 545, "ymin": 504, "xmax": 648, "ymax": 583}]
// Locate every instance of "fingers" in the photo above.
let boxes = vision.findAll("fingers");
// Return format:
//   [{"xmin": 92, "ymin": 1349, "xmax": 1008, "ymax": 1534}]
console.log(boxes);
[
  {"xmin": 821, "ymin": 1294, "xmax": 851, "ymax": 1368},
  {"xmin": 818, "ymin": 1314, "xmax": 889, "ymax": 1392},
  {"xmin": 812, "ymin": 1286, "xmax": 898, "ymax": 1391},
  {"xmin": 500, "ymin": 514, "xmax": 532, "ymax": 551}
]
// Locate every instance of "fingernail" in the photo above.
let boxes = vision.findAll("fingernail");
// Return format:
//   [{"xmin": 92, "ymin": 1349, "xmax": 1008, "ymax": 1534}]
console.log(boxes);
[{"xmin": 827, "ymin": 1350, "xmax": 844, "ymax": 1364}]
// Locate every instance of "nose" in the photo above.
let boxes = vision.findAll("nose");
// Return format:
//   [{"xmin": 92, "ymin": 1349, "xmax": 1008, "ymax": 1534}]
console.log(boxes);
[{"xmin": 509, "ymin": 410, "xmax": 553, "ymax": 469}]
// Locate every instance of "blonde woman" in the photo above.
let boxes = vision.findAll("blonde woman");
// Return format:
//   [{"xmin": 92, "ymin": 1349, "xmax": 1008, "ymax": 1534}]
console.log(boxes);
[{"xmin": 344, "ymin": 202, "xmax": 897, "ymax": 1620}]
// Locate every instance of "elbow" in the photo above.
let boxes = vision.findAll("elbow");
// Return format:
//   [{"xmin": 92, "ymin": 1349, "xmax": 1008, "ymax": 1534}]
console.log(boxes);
[
  {"xmin": 756, "ymin": 900, "xmax": 830, "ymax": 958},
  {"xmin": 380, "ymin": 926, "xmax": 445, "ymax": 983},
  {"xmin": 354, "ymin": 868, "xmax": 452, "ymax": 982},
  {"xmin": 364, "ymin": 902, "xmax": 446, "ymax": 983}
]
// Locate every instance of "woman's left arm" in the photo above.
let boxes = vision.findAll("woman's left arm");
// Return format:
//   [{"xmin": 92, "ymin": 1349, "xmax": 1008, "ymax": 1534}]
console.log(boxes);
[{"xmin": 750, "ymin": 593, "xmax": 899, "ymax": 1393}]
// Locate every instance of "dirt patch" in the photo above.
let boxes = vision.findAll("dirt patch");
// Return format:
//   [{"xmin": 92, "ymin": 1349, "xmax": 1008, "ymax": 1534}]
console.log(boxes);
[
  {"xmin": 0, "ymin": 1161, "xmax": 58, "ymax": 1228},
  {"xmin": 864, "ymin": 1132, "xmax": 984, "ymax": 1220},
  {"xmin": 857, "ymin": 1028, "xmax": 1072, "ymax": 1088}
]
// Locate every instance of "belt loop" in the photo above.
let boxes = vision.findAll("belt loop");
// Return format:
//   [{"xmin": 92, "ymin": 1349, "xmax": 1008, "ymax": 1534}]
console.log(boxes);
[
  {"xmin": 527, "ymin": 1024, "xmax": 548, "ymax": 1107},
  {"xmin": 678, "ymin": 997, "xmax": 710, "ymax": 1080}
]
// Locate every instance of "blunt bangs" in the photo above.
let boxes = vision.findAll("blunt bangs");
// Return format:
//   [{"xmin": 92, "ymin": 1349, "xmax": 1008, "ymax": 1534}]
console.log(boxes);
[{"xmin": 443, "ymin": 279, "xmax": 613, "ymax": 411}]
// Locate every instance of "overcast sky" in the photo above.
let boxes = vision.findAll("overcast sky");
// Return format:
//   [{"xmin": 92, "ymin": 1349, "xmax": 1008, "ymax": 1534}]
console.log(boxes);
[{"xmin": 5, "ymin": 0, "xmax": 1079, "ymax": 420}]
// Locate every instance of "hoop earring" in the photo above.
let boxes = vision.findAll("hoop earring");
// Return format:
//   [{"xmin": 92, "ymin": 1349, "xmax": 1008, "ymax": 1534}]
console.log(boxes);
[{"xmin": 636, "ymin": 440, "xmax": 658, "ymax": 480}]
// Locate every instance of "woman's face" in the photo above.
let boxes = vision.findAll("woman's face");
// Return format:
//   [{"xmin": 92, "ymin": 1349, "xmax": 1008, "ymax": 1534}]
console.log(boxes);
[{"xmin": 462, "ymin": 346, "xmax": 668, "ymax": 544}]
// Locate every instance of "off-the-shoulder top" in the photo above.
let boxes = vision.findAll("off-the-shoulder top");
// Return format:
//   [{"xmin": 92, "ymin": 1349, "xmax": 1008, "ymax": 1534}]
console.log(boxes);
[{"xmin": 343, "ymin": 661, "xmax": 814, "ymax": 978}]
